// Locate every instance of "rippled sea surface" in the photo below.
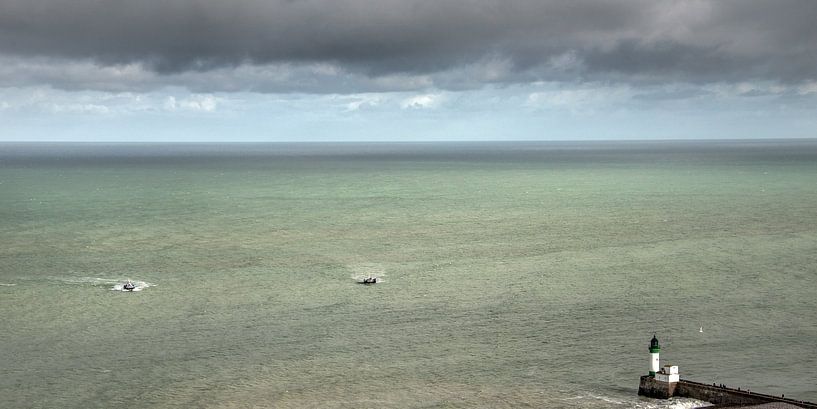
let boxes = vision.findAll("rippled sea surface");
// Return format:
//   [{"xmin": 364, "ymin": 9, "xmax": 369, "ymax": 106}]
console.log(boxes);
[{"xmin": 1, "ymin": 141, "xmax": 816, "ymax": 408}]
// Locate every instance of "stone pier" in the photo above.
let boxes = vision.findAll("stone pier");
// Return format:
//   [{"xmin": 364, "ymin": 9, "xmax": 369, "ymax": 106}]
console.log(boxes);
[{"xmin": 639, "ymin": 376, "xmax": 817, "ymax": 408}]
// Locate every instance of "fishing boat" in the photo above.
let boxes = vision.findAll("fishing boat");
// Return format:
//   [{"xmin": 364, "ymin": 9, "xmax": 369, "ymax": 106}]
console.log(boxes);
[
  {"xmin": 123, "ymin": 280, "xmax": 136, "ymax": 291},
  {"xmin": 361, "ymin": 276, "xmax": 378, "ymax": 284}
]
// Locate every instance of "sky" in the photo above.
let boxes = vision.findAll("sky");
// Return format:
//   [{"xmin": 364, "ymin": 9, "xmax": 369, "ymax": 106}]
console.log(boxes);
[{"xmin": 1, "ymin": 0, "xmax": 816, "ymax": 142}]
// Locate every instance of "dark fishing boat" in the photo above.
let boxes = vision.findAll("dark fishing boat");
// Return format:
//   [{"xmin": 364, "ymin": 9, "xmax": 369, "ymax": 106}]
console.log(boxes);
[
  {"xmin": 361, "ymin": 276, "xmax": 378, "ymax": 284},
  {"xmin": 123, "ymin": 280, "xmax": 136, "ymax": 291}
]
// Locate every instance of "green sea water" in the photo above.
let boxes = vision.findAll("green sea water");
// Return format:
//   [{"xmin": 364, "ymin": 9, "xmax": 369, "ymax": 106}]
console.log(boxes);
[{"xmin": 1, "ymin": 141, "xmax": 816, "ymax": 408}]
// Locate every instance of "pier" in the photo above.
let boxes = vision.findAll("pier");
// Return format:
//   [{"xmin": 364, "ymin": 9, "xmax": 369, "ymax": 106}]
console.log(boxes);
[
  {"xmin": 638, "ymin": 335, "xmax": 817, "ymax": 408},
  {"xmin": 639, "ymin": 376, "xmax": 817, "ymax": 408}
]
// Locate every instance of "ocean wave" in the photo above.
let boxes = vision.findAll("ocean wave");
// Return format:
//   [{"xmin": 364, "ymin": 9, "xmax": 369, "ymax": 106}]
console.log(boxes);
[
  {"xmin": 634, "ymin": 397, "xmax": 713, "ymax": 409},
  {"xmin": 563, "ymin": 392, "xmax": 710, "ymax": 409},
  {"xmin": 0, "ymin": 283, "xmax": 16, "ymax": 286}
]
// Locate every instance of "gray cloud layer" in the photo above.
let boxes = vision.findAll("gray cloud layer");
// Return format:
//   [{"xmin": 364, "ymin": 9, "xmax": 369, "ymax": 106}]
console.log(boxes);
[{"xmin": 1, "ymin": 0, "xmax": 816, "ymax": 92}]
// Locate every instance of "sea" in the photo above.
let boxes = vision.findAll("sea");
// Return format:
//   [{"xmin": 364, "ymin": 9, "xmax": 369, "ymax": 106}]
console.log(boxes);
[{"xmin": 1, "ymin": 140, "xmax": 815, "ymax": 408}]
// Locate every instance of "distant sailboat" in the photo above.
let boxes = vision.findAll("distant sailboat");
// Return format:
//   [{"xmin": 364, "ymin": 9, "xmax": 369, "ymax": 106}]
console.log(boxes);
[{"xmin": 699, "ymin": 326, "xmax": 703, "ymax": 333}]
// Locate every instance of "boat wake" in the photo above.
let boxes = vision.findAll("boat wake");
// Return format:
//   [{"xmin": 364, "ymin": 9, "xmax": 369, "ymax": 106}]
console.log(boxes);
[
  {"xmin": 348, "ymin": 262, "xmax": 386, "ymax": 284},
  {"xmin": 352, "ymin": 274, "xmax": 384, "ymax": 284},
  {"xmin": 43, "ymin": 276, "xmax": 154, "ymax": 291},
  {"xmin": 111, "ymin": 280, "xmax": 153, "ymax": 292}
]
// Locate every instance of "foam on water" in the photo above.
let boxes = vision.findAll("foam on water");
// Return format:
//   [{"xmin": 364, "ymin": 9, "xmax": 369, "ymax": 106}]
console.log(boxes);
[
  {"xmin": 40, "ymin": 276, "xmax": 155, "ymax": 291},
  {"xmin": 352, "ymin": 274, "xmax": 385, "ymax": 284},
  {"xmin": 350, "ymin": 265, "xmax": 386, "ymax": 283},
  {"xmin": 654, "ymin": 398, "xmax": 713, "ymax": 408},
  {"xmin": 562, "ymin": 392, "xmax": 711, "ymax": 408},
  {"xmin": 111, "ymin": 280, "xmax": 153, "ymax": 292},
  {"xmin": 46, "ymin": 276, "xmax": 119, "ymax": 285},
  {"xmin": 562, "ymin": 392, "xmax": 624, "ymax": 405}
]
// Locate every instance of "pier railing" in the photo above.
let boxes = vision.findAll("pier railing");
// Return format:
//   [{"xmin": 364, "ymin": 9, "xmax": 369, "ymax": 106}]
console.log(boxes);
[{"xmin": 678, "ymin": 378, "xmax": 817, "ymax": 409}]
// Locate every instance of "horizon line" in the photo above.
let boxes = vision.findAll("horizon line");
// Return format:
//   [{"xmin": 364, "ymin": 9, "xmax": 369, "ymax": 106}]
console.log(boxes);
[{"xmin": 2, "ymin": 137, "xmax": 816, "ymax": 144}]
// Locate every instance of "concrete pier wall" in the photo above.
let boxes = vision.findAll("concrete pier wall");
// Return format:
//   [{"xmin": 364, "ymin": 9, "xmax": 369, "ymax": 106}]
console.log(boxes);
[
  {"xmin": 638, "ymin": 376, "xmax": 817, "ymax": 408},
  {"xmin": 638, "ymin": 375, "xmax": 676, "ymax": 399},
  {"xmin": 676, "ymin": 379, "xmax": 817, "ymax": 408}
]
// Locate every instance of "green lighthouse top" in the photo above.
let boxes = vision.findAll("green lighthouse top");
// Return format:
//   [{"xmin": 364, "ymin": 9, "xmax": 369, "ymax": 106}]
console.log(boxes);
[{"xmin": 649, "ymin": 334, "xmax": 661, "ymax": 353}]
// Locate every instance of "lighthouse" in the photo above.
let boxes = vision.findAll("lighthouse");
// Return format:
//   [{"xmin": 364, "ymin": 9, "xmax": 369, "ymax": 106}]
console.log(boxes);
[
  {"xmin": 649, "ymin": 334, "xmax": 660, "ymax": 376},
  {"xmin": 638, "ymin": 335, "xmax": 680, "ymax": 399}
]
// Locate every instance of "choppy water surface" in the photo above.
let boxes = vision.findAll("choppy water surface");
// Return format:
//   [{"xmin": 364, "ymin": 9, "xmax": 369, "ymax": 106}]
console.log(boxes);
[{"xmin": 1, "ymin": 141, "xmax": 816, "ymax": 408}]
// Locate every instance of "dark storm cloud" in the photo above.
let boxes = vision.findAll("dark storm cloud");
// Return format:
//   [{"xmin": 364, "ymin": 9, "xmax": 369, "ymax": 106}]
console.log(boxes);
[{"xmin": 1, "ymin": 0, "xmax": 816, "ymax": 92}]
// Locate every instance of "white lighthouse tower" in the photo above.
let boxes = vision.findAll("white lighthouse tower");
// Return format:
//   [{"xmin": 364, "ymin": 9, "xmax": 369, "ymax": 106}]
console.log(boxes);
[
  {"xmin": 649, "ymin": 334, "xmax": 661, "ymax": 376},
  {"xmin": 648, "ymin": 334, "xmax": 680, "ymax": 383},
  {"xmin": 639, "ymin": 334, "xmax": 680, "ymax": 399}
]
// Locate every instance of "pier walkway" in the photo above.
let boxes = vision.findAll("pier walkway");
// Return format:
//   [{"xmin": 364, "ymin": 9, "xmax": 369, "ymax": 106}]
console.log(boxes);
[{"xmin": 640, "ymin": 376, "xmax": 817, "ymax": 408}]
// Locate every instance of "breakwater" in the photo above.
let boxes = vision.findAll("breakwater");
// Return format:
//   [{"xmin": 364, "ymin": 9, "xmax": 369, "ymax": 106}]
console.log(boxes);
[{"xmin": 639, "ymin": 376, "xmax": 817, "ymax": 408}]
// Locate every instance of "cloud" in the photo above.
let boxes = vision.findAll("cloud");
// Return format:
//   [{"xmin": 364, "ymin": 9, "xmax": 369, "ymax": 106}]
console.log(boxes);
[
  {"xmin": 338, "ymin": 94, "xmax": 384, "ymax": 112},
  {"xmin": 0, "ymin": 87, "xmax": 226, "ymax": 115},
  {"xmin": 524, "ymin": 84, "xmax": 635, "ymax": 116},
  {"xmin": 0, "ymin": 56, "xmax": 438, "ymax": 94},
  {"xmin": 163, "ymin": 94, "xmax": 218, "ymax": 112},
  {"xmin": 0, "ymin": 1, "xmax": 816, "ymax": 93},
  {"xmin": 798, "ymin": 81, "xmax": 817, "ymax": 95},
  {"xmin": 400, "ymin": 94, "xmax": 443, "ymax": 109}
]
